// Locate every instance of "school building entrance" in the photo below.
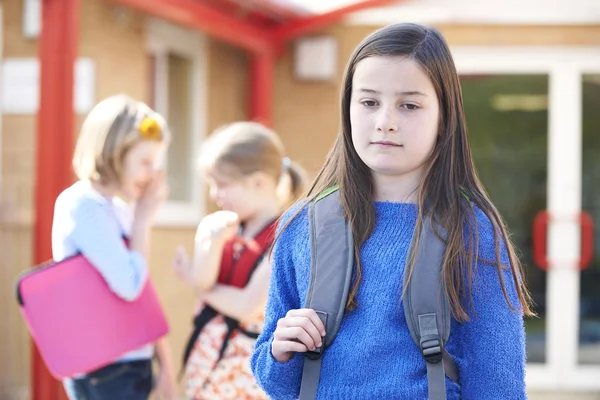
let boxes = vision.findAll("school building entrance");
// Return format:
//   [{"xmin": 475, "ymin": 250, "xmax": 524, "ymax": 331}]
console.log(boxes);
[
  {"xmin": 454, "ymin": 47, "xmax": 600, "ymax": 392},
  {"xmin": 2, "ymin": 0, "xmax": 600, "ymax": 398}
]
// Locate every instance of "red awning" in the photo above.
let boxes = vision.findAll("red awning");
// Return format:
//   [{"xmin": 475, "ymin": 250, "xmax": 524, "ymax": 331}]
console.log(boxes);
[{"xmin": 108, "ymin": 0, "xmax": 401, "ymax": 53}]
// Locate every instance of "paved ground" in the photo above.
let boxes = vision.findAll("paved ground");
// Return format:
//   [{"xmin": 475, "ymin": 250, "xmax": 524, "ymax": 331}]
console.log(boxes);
[{"xmin": 529, "ymin": 392, "xmax": 600, "ymax": 400}]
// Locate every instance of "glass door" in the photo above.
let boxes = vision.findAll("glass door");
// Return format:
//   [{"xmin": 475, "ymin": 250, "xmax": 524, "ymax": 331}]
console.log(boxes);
[
  {"xmin": 580, "ymin": 74, "xmax": 600, "ymax": 366},
  {"xmin": 460, "ymin": 74, "xmax": 549, "ymax": 364},
  {"xmin": 454, "ymin": 47, "xmax": 600, "ymax": 392}
]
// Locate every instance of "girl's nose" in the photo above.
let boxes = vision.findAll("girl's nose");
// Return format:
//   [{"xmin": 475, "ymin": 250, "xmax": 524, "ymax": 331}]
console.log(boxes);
[{"xmin": 376, "ymin": 108, "xmax": 399, "ymax": 133}]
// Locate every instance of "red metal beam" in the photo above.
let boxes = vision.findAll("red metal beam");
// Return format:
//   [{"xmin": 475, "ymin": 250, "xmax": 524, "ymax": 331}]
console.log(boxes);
[
  {"xmin": 269, "ymin": 0, "xmax": 400, "ymax": 43},
  {"xmin": 110, "ymin": 0, "xmax": 275, "ymax": 54},
  {"xmin": 231, "ymin": 0, "xmax": 308, "ymax": 22},
  {"xmin": 249, "ymin": 53, "xmax": 275, "ymax": 126},
  {"xmin": 33, "ymin": 0, "xmax": 79, "ymax": 399},
  {"xmin": 197, "ymin": 0, "xmax": 283, "ymax": 28}
]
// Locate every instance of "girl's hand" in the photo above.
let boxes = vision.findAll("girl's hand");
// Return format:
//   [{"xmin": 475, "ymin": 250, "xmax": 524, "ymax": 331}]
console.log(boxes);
[
  {"xmin": 172, "ymin": 246, "xmax": 192, "ymax": 283},
  {"xmin": 155, "ymin": 365, "xmax": 178, "ymax": 400},
  {"xmin": 135, "ymin": 171, "xmax": 169, "ymax": 223},
  {"xmin": 195, "ymin": 211, "xmax": 239, "ymax": 243},
  {"xmin": 271, "ymin": 309, "xmax": 326, "ymax": 363}
]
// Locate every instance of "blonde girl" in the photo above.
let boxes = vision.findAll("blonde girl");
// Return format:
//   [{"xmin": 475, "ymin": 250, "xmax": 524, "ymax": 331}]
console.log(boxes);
[{"xmin": 53, "ymin": 94, "xmax": 177, "ymax": 400}]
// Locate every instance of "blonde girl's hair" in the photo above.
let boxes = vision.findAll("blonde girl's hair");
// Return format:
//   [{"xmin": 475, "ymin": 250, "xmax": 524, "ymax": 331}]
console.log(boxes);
[{"xmin": 72, "ymin": 94, "xmax": 171, "ymax": 184}]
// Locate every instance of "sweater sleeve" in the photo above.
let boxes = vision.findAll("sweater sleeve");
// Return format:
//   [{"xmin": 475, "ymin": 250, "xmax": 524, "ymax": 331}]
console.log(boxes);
[
  {"xmin": 250, "ymin": 207, "xmax": 307, "ymax": 400},
  {"xmin": 65, "ymin": 196, "xmax": 149, "ymax": 301},
  {"xmin": 455, "ymin": 207, "xmax": 527, "ymax": 400}
]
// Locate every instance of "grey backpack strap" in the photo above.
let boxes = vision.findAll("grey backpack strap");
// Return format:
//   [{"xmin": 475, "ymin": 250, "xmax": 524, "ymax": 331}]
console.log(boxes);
[
  {"xmin": 299, "ymin": 188, "xmax": 353, "ymax": 400},
  {"xmin": 403, "ymin": 215, "xmax": 459, "ymax": 400}
]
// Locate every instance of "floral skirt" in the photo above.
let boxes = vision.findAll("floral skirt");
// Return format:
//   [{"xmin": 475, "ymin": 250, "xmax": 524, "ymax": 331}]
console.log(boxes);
[{"xmin": 185, "ymin": 315, "xmax": 267, "ymax": 400}]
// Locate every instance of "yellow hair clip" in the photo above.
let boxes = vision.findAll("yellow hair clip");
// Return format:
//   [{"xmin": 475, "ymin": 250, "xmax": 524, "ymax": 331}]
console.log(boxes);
[{"xmin": 138, "ymin": 116, "xmax": 162, "ymax": 140}]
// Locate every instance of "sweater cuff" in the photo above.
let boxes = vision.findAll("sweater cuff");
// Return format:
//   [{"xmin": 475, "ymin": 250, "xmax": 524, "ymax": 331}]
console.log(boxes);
[{"xmin": 253, "ymin": 336, "xmax": 303, "ymax": 400}]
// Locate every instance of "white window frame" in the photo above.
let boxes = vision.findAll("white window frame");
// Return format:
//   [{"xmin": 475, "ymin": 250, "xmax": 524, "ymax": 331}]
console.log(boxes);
[
  {"xmin": 452, "ymin": 46, "xmax": 600, "ymax": 393},
  {"xmin": 146, "ymin": 18, "xmax": 207, "ymax": 227}
]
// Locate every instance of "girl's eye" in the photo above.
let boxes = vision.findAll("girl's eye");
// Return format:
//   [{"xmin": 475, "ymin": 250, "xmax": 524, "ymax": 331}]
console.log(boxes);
[
  {"xmin": 361, "ymin": 100, "xmax": 378, "ymax": 107},
  {"xmin": 402, "ymin": 103, "xmax": 419, "ymax": 110},
  {"xmin": 216, "ymin": 180, "xmax": 233, "ymax": 189}
]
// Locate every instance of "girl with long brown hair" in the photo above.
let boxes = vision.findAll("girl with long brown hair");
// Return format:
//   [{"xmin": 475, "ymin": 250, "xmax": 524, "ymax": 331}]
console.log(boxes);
[{"xmin": 251, "ymin": 23, "xmax": 533, "ymax": 399}]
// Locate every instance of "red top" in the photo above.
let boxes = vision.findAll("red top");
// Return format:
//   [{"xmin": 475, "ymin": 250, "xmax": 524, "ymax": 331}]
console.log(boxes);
[{"xmin": 217, "ymin": 219, "xmax": 278, "ymax": 288}]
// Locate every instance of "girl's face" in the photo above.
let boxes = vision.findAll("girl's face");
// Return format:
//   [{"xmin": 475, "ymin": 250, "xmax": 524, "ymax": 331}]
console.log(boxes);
[
  {"xmin": 349, "ymin": 56, "xmax": 440, "ymax": 184},
  {"xmin": 207, "ymin": 166, "xmax": 267, "ymax": 221},
  {"xmin": 120, "ymin": 140, "xmax": 165, "ymax": 201}
]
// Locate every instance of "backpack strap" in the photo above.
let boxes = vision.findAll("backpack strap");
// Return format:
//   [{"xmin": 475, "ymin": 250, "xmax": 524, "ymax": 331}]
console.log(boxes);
[
  {"xmin": 299, "ymin": 187, "xmax": 353, "ymax": 400},
  {"xmin": 403, "ymin": 215, "xmax": 459, "ymax": 400}
]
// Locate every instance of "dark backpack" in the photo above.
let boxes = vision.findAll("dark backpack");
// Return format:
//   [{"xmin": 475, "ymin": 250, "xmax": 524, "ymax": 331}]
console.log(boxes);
[{"xmin": 298, "ymin": 187, "xmax": 458, "ymax": 400}]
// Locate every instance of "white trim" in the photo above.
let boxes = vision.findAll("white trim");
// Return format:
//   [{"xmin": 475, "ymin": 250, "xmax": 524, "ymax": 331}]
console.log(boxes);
[
  {"xmin": 453, "ymin": 45, "xmax": 600, "ymax": 392},
  {"xmin": 452, "ymin": 47, "xmax": 600, "ymax": 74},
  {"xmin": 1, "ymin": 57, "xmax": 96, "ymax": 114},
  {"xmin": 146, "ymin": 19, "xmax": 207, "ymax": 227},
  {"xmin": 22, "ymin": 0, "xmax": 41, "ymax": 39},
  {"xmin": 527, "ymin": 365, "xmax": 600, "ymax": 391},
  {"xmin": 546, "ymin": 65, "xmax": 582, "ymax": 379},
  {"xmin": 525, "ymin": 364, "xmax": 560, "ymax": 390},
  {"xmin": 344, "ymin": 0, "xmax": 600, "ymax": 26}
]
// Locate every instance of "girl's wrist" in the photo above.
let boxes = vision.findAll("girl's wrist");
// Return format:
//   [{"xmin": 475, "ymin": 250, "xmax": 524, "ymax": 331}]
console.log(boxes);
[{"xmin": 133, "ymin": 215, "xmax": 152, "ymax": 230}]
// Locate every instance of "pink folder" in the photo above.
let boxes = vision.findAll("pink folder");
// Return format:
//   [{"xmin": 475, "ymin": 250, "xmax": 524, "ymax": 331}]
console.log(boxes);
[{"xmin": 16, "ymin": 254, "xmax": 169, "ymax": 379}]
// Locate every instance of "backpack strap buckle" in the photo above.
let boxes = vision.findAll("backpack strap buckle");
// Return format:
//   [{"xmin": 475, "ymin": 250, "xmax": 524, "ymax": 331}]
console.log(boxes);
[
  {"xmin": 420, "ymin": 336, "xmax": 443, "ymax": 364},
  {"xmin": 305, "ymin": 310, "xmax": 327, "ymax": 361},
  {"xmin": 418, "ymin": 313, "xmax": 444, "ymax": 364},
  {"xmin": 305, "ymin": 347, "xmax": 322, "ymax": 360}
]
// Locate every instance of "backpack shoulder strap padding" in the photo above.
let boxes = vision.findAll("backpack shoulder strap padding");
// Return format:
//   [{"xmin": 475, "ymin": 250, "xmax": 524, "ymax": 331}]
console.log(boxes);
[
  {"xmin": 299, "ymin": 187, "xmax": 353, "ymax": 400},
  {"xmin": 403, "ymin": 214, "xmax": 459, "ymax": 399},
  {"xmin": 403, "ymin": 215, "xmax": 451, "ymax": 350},
  {"xmin": 305, "ymin": 186, "xmax": 353, "ymax": 351}
]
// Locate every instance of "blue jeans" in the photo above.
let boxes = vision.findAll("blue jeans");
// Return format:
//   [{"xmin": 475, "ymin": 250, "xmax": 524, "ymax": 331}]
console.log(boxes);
[{"xmin": 64, "ymin": 360, "xmax": 153, "ymax": 400}]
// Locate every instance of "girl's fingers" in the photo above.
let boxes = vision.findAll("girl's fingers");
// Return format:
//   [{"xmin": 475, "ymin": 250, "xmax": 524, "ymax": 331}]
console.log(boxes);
[
  {"xmin": 278, "ymin": 316, "xmax": 323, "ymax": 348},
  {"xmin": 286, "ymin": 309, "xmax": 326, "ymax": 336},
  {"xmin": 271, "ymin": 339, "xmax": 309, "ymax": 355},
  {"xmin": 176, "ymin": 246, "xmax": 189, "ymax": 262},
  {"xmin": 271, "ymin": 309, "xmax": 328, "ymax": 362},
  {"xmin": 274, "ymin": 326, "xmax": 318, "ymax": 350}
]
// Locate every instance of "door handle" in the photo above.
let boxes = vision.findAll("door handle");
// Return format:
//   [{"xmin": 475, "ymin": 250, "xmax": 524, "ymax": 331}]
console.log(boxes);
[{"xmin": 532, "ymin": 210, "xmax": 594, "ymax": 270}]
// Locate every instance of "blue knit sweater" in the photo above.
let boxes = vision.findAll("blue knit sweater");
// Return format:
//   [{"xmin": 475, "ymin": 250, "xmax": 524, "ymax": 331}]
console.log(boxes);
[{"xmin": 250, "ymin": 201, "xmax": 526, "ymax": 399}]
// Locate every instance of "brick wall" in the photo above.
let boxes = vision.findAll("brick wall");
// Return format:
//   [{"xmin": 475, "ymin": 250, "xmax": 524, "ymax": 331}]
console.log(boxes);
[{"xmin": 1, "ymin": 0, "xmax": 599, "ymax": 396}]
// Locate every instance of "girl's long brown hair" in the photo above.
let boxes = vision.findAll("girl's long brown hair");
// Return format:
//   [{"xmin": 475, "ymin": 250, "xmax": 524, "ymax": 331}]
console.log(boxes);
[{"xmin": 278, "ymin": 23, "xmax": 534, "ymax": 322}]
